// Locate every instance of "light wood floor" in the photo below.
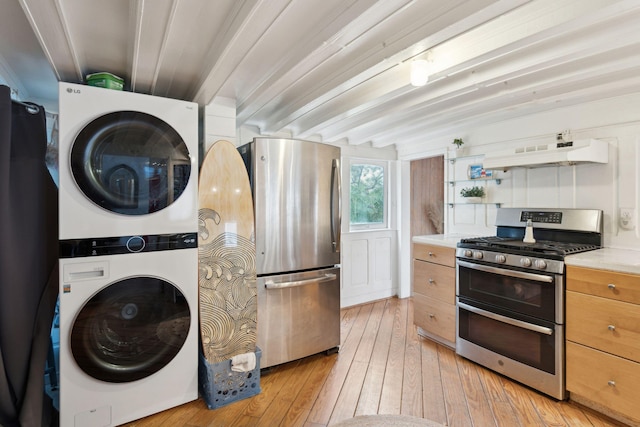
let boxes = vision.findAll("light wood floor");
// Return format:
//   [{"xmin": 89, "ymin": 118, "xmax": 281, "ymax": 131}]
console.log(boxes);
[{"xmin": 124, "ymin": 297, "xmax": 626, "ymax": 427}]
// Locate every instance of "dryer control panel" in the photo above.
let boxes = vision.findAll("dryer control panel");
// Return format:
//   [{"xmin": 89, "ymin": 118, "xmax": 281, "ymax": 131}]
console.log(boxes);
[{"xmin": 60, "ymin": 232, "xmax": 197, "ymax": 258}]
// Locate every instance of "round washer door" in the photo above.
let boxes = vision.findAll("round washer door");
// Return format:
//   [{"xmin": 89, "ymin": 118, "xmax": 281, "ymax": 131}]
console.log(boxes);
[
  {"xmin": 70, "ymin": 111, "xmax": 191, "ymax": 215},
  {"xmin": 70, "ymin": 276, "xmax": 191, "ymax": 383}
]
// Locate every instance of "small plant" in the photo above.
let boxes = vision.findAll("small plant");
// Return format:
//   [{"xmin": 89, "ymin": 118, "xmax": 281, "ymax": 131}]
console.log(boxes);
[
  {"xmin": 460, "ymin": 186, "xmax": 485, "ymax": 198},
  {"xmin": 452, "ymin": 138, "xmax": 464, "ymax": 148}
]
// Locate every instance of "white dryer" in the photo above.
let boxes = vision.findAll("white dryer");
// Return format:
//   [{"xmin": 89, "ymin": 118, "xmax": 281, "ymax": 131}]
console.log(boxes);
[
  {"xmin": 58, "ymin": 82, "xmax": 198, "ymax": 240},
  {"xmin": 57, "ymin": 246, "xmax": 198, "ymax": 426}
]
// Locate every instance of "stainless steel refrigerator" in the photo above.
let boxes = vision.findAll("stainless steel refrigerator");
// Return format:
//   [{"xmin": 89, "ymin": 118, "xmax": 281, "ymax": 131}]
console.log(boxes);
[{"xmin": 238, "ymin": 137, "xmax": 341, "ymax": 368}]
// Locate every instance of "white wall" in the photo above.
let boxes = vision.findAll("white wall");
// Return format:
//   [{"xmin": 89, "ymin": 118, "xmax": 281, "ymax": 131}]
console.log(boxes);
[
  {"xmin": 397, "ymin": 91, "xmax": 640, "ymax": 297},
  {"xmin": 340, "ymin": 230, "xmax": 397, "ymax": 307},
  {"xmin": 443, "ymin": 94, "xmax": 640, "ymax": 250},
  {"xmin": 207, "ymin": 92, "xmax": 640, "ymax": 306},
  {"xmin": 202, "ymin": 96, "xmax": 237, "ymax": 154}
]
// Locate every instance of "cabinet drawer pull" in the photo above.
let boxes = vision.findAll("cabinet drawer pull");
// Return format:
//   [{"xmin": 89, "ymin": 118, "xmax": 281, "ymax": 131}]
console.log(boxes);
[
  {"xmin": 608, "ymin": 380, "xmax": 616, "ymax": 387},
  {"xmin": 607, "ymin": 283, "xmax": 616, "ymax": 290},
  {"xmin": 428, "ymin": 252, "xmax": 434, "ymax": 257},
  {"xmin": 428, "ymin": 278, "xmax": 435, "ymax": 284},
  {"xmin": 608, "ymin": 324, "xmax": 616, "ymax": 331},
  {"xmin": 428, "ymin": 313, "xmax": 435, "ymax": 319}
]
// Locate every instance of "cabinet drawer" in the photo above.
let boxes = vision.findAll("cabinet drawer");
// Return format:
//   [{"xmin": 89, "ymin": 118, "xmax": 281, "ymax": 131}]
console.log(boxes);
[
  {"xmin": 413, "ymin": 243, "xmax": 455, "ymax": 267},
  {"xmin": 566, "ymin": 341, "xmax": 640, "ymax": 422},
  {"xmin": 567, "ymin": 265, "xmax": 640, "ymax": 305},
  {"xmin": 566, "ymin": 291, "xmax": 640, "ymax": 363},
  {"xmin": 412, "ymin": 260, "xmax": 455, "ymax": 304},
  {"xmin": 413, "ymin": 293, "xmax": 456, "ymax": 343}
]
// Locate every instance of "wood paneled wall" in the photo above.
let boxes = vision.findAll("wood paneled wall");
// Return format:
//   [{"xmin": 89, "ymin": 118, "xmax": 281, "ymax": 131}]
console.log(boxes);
[{"xmin": 410, "ymin": 156, "xmax": 444, "ymax": 237}]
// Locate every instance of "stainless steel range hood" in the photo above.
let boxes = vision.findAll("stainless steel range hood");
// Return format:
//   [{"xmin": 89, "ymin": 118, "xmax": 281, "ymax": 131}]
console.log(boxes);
[{"xmin": 483, "ymin": 138, "xmax": 609, "ymax": 170}]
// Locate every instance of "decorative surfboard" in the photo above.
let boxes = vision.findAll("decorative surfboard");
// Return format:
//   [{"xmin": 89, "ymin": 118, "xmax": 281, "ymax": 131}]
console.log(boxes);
[{"xmin": 198, "ymin": 140, "xmax": 256, "ymax": 364}]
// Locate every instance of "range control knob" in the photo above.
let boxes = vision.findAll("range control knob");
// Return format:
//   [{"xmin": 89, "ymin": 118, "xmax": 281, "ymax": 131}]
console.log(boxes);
[
  {"xmin": 473, "ymin": 251, "xmax": 483, "ymax": 260},
  {"xmin": 495, "ymin": 254, "xmax": 507, "ymax": 263},
  {"xmin": 534, "ymin": 259, "xmax": 547, "ymax": 270},
  {"xmin": 520, "ymin": 257, "xmax": 532, "ymax": 267},
  {"xmin": 463, "ymin": 249, "xmax": 473, "ymax": 257}
]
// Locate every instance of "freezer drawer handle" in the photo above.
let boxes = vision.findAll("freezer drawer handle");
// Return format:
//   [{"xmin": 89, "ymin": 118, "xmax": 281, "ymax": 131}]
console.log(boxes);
[{"xmin": 265, "ymin": 273, "xmax": 337, "ymax": 290}]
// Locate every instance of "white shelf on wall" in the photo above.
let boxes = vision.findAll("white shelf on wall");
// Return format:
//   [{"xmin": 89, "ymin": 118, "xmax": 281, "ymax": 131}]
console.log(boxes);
[
  {"xmin": 449, "ymin": 178, "xmax": 502, "ymax": 185},
  {"xmin": 448, "ymin": 155, "xmax": 483, "ymax": 164},
  {"xmin": 448, "ymin": 202, "xmax": 502, "ymax": 208},
  {"xmin": 445, "ymin": 148, "xmax": 508, "ymax": 235}
]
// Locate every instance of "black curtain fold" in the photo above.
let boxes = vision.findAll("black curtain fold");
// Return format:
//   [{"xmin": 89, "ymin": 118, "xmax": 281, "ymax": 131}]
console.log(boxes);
[{"xmin": 0, "ymin": 85, "xmax": 59, "ymax": 427}]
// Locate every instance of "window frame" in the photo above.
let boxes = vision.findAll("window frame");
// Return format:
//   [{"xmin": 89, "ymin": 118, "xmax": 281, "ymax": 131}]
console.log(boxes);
[{"xmin": 348, "ymin": 158, "xmax": 389, "ymax": 231}]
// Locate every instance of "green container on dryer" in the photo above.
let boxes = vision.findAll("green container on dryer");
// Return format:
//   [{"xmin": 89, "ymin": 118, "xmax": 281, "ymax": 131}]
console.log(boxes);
[{"xmin": 86, "ymin": 72, "xmax": 124, "ymax": 90}]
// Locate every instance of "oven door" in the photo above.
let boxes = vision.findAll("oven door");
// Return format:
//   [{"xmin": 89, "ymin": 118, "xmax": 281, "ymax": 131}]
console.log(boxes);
[
  {"xmin": 456, "ymin": 297, "xmax": 566, "ymax": 399},
  {"xmin": 456, "ymin": 259, "xmax": 563, "ymax": 323}
]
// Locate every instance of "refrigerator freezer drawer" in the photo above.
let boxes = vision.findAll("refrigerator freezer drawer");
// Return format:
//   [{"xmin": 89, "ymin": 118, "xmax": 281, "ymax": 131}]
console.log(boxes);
[{"xmin": 257, "ymin": 267, "xmax": 340, "ymax": 368}]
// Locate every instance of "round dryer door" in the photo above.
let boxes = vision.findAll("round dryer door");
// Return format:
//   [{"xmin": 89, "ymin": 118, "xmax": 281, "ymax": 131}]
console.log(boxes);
[
  {"xmin": 70, "ymin": 111, "xmax": 191, "ymax": 215},
  {"xmin": 70, "ymin": 276, "xmax": 191, "ymax": 383}
]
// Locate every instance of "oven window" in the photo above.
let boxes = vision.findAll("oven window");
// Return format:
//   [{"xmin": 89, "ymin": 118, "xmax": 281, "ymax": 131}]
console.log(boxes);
[
  {"xmin": 457, "ymin": 264, "xmax": 557, "ymax": 321},
  {"xmin": 458, "ymin": 306, "xmax": 556, "ymax": 374}
]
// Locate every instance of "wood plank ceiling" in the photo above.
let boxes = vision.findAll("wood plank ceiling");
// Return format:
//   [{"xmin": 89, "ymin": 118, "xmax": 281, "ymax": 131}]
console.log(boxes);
[{"xmin": 2, "ymin": 0, "xmax": 640, "ymax": 155}]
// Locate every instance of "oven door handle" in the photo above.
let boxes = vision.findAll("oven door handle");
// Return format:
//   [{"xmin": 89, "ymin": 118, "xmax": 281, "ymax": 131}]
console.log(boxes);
[
  {"xmin": 457, "ymin": 301, "xmax": 554, "ymax": 335},
  {"xmin": 457, "ymin": 260, "xmax": 553, "ymax": 283}
]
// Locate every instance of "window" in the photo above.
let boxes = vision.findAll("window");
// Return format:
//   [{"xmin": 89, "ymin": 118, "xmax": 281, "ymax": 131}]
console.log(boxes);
[{"xmin": 349, "ymin": 160, "xmax": 388, "ymax": 230}]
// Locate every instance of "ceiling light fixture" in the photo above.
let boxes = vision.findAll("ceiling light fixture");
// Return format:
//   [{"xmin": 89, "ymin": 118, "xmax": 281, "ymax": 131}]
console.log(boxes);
[{"xmin": 410, "ymin": 59, "xmax": 430, "ymax": 87}]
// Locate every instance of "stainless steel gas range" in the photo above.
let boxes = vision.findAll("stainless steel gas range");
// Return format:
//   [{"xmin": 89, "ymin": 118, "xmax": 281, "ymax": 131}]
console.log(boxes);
[{"xmin": 455, "ymin": 208, "xmax": 603, "ymax": 400}]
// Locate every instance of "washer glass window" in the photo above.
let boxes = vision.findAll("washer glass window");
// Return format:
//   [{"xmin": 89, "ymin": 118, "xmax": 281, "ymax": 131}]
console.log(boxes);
[
  {"xmin": 70, "ymin": 111, "xmax": 191, "ymax": 215},
  {"xmin": 70, "ymin": 276, "xmax": 191, "ymax": 383}
]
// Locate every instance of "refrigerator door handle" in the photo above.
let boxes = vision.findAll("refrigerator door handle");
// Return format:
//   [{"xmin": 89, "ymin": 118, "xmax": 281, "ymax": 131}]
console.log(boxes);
[
  {"xmin": 331, "ymin": 158, "xmax": 341, "ymax": 253},
  {"xmin": 265, "ymin": 273, "xmax": 337, "ymax": 290}
]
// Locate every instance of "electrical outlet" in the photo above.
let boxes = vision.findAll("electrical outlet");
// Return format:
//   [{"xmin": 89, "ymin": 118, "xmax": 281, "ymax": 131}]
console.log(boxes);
[{"xmin": 619, "ymin": 208, "xmax": 636, "ymax": 230}]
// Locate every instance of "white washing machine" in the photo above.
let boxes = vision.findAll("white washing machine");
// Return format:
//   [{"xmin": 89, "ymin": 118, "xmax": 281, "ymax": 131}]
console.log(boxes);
[
  {"xmin": 57, "ymin": 246, "xmax": 198, "ymax": 426},
  {"xmin": 58, "ymin": 82, "xmax": 198, "ymax": 240}
]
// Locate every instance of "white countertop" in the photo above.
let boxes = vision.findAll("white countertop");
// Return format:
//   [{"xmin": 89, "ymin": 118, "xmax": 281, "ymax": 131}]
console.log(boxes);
[
  {"xmin": 412, "ymin": 233, "xmax": 476, "ymax": 249},
  {"xmin": 565, "ymin": 247, "xmax": 640, "ymax": 275},
  {"xmin": 413, "ymin": 235, "xmax": 640, "ymax": 275}
]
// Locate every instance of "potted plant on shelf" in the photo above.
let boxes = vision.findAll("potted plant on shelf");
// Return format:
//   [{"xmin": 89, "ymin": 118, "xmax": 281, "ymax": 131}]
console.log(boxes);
[
  {"xmin": 460, "ymin": 186, "xmax": 485, "ymax": 203},
  {"xmin": 452, "ymin": 138, "xmax": 465, "ymax": 156}
]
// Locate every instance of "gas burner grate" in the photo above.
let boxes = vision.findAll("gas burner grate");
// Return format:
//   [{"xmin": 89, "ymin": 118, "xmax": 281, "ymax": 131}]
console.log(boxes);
[
  {"xmin": 549, "ymin": 243, "xmax": 599, "ymax": 255},
  {"xmin": 460, "ymin": 236, "xmax": 507, "ymax": 244},
  {"xmin": 459, "ymin": 237, "xmax": 598, "ymax": 256}
]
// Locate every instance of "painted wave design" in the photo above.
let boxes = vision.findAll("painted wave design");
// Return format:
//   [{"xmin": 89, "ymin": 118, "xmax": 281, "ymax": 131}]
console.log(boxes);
[{"xmin": 198, "ymin": 208, "xmax": 256, "ymax": 364}]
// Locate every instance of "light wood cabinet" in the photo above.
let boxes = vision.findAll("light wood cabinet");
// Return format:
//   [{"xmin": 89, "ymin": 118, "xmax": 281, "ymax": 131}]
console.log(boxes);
[
  {"xmin": 566, "ymin": 265, "xmax": 640, "ymax": 425},
  {"xmin": 412, "ymin": 242, "xmax": 456, "ymax": 348}
]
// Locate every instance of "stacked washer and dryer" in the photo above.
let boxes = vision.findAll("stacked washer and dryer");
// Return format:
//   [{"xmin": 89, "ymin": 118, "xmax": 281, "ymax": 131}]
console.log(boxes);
[{"xmin": 57, "ymin": 82, "xmax": 199, "ymax": 426}]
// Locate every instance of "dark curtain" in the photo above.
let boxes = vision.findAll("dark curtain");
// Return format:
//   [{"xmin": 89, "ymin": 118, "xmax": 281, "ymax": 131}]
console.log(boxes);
[{"xmin": 0, "ymin": 85, "xmax": 59, "ymax": 427}]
